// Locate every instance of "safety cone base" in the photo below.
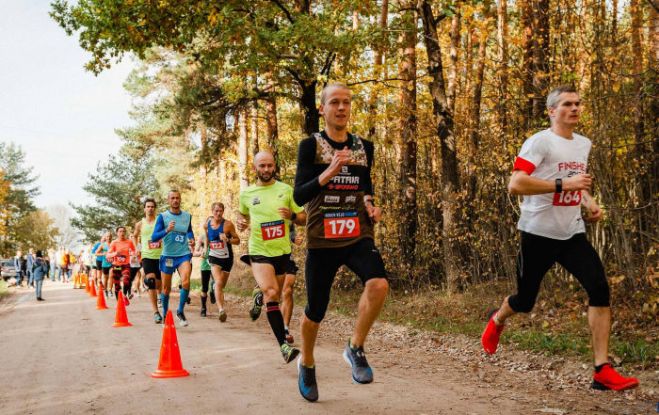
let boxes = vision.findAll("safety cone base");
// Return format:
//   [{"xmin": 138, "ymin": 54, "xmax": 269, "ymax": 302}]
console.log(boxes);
[
  {"xmin": 151, "ymin": 368, "xmax": 189, "ymax": 378},
  {"xmin": 113, "ymin": 321, "xmax": 133, "ymax": 328}
]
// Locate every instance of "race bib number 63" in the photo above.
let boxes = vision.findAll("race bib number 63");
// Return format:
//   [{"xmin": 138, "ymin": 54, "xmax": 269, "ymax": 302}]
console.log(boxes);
[
  {"xmin": 261, "ymin": 220, "xmax": 285, "ymax": 241},
  {"xmin": 553, "ymin": 190, "xmax": 582, "ymax": 206},
  {"xmin": 323, "ymin": 211, "xmax": 361, "ymax": 239}
]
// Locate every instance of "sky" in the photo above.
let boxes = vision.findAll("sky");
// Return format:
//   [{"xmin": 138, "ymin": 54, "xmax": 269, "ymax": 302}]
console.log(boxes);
[{"xmin": 0, "ymin": 0, "xmax": 136, "ymax": 209}]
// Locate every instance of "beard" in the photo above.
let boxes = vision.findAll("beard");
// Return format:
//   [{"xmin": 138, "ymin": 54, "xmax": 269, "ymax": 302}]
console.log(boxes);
[{"xmin": 257, "ymin": 171, "xmax": 274, "ymax": 182}]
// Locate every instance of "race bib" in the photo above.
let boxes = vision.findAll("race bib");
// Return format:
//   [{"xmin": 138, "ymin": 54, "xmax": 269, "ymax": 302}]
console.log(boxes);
[
  {"xmin": 209, "ymin": 240, "xmax": 230, "ymax": 259},
  {"xmin": 261, "ymin": 220, "xmax": 285, "ymax": 241},
  {"xmin": 323, "ymin": 211, "xmax": 360, "ymax": 239},
  {"xmin": 148, "ymin": 240, "xmax": 161, "ymax": 249},
  {"xmin": 172, "ymin": 232, "xmax": 187, "ymax": 245},
  {"xmin": 553, "ymin": 190, "xmax": 582, "ymax": 206},
  {"xmin": 165, "ymin": 258, "xmax": 174, "ymax": 267},
  {"xmin": 209, "ymin": 241, "xmax": 225, "ymax": 250}
]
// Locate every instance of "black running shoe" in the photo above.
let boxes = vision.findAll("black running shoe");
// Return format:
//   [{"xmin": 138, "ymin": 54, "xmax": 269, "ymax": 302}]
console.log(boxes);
[
  {"xmin": 249, "ymin": 288, "xmax": 263, "ymax": 321},
  {"xmin": 186, "ymin": 296, "xmax": 191, "ymax": 305},
  {"xmin": 200, "ymin": 308, "xmax": 207, "ymax": 317},
  {"xmin": 297, "ymin": 357, "xmax": 319, "ymax": 402},
  {"xmin": 343, "ymin": 341, "xmax": 373, "ymax": 384},
  {"xmin": 209, "ymin": 289, "xmax": 216, "ymax": 304}
]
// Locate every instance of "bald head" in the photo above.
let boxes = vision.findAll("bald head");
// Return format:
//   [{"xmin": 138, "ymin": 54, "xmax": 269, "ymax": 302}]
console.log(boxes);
[
  {"xmin": 253, "ymin": 151, "xmax": 276, "ymax": 184},
  {"xmin": 254, "ymin": 151, "xmax": 275, "ymax": 167}
]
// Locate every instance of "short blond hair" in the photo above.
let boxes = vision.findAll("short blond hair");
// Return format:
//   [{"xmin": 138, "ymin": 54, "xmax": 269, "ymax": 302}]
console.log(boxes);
[{"xmin": 320, "ymin": 83, "xmax": 351, "ymax": 104}]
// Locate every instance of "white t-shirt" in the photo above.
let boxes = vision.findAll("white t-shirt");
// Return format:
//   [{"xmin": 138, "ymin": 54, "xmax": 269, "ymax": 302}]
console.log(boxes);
[{"xmin": 513, "ymin": 129, "xmax": 591, "ymax": 240}]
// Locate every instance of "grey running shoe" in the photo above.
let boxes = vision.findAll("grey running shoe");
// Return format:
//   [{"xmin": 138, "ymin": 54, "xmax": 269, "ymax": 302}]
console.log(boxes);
[
  {"xmin": 297, "ymin": 357, "xmax": 319, "ymax": 402},
  {"xmin": 154, "ymin": 312, "xmax": 163, "ymax": 324},
  {"xmin": 280, "ymin": 342, "xmax": 300, "ymax": 364},
  {"xmin": 200, "ymin": 308, "xmax": 207, "ymax": 317},
  {"xmin": 176, "ymin": 311, "xmax": 189, "ymax": 327},
  {"xmin": 343, "ymin": 341, "xmax": 373, "ymax": 384}
]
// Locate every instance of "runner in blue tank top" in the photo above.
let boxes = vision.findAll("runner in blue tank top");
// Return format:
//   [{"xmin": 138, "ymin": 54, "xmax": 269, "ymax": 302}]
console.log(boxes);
[{"xmin": 151, "ymin": 190, "xmax": 195, "ymax": 327}]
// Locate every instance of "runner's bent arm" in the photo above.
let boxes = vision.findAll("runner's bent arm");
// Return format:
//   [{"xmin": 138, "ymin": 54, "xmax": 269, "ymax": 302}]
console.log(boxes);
[
  {"xmin": 151, "ymin": 214, "xmax": 167, "ymax": 242},
  {"xmin": 224, "ymin": 221, "xmax": 240, "ymax": 245},
  {"xmin": 508, "ymin": 170, "xmax": 592, "ymax": 195},
  {"xmin": 132, "ymin": 221, "xmax": 141, "ymax": 248},
  {"xmin": 293, "ymin": 138, "xmax": 322, "ymax": 206}
]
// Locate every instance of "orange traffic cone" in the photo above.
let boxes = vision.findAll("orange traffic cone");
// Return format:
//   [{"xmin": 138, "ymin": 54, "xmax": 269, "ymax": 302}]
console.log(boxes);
[
  {"xmin": 96, "ymin": 285, "xmax": 108, "ymax": 310},
  {"xmin": 90, "ymin": 281, "xmax": 97, "ymax": 297},
  {"xmin": 85, "ymin": 279, "xmax": 91, "ymax": 293},
  {"xmin": 113, "ymin": 292, "xmax": 132, "ymax": 327},
  {"xmin": 151, "ymin": 311, "xmax": 189, "ymax": 378}
]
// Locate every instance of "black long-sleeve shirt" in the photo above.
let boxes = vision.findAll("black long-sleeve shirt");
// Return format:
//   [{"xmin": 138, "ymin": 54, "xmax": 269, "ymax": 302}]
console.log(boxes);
[{"xmin": 294, "ymin": 131, "xmax": 375, "ymax": 249}]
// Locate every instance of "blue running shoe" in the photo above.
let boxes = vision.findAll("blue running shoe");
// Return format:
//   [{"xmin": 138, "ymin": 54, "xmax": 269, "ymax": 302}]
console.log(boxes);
[
  {"xmin": 343, "ymin": 341, "xmax": 373, "ymax": 384},
  {"xmin": 297, "ymin": 357, "xmax": 318, "ymax": 402}
]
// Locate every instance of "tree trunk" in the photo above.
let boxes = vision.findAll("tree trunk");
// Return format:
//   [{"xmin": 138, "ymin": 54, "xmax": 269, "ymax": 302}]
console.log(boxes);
[
  {"xmin": 448, "ymin": 3, "xmax": 461, "ymax": 114},
  {"xmin": 238, "ymin": 110, "xmax": 249, "ymax": 190},
  {"xmin": 419, "ymin": 0, "xmax": 461, "ymax": 290},
  {"xmin": 521, "ymin": 0, "xmax": 550, "ymax": 130},
  {"xmin": 521, "ymin": 0, "xmax": 534, "ymax": 131},
  {"xmin": 264, "ymin": 72, "xmax": 279, "ymax": 165},
  {"xmin": 468, "ymin": 9, "xmax": 489, "ymax": 199},
  {"xmin": 399, "ymin": 0, "xmax": 418, "ymax": 262},
  {"xmin": 300, "ymin": 80, "xmax": 319, "ymax": 135},
  {"xmin": 367, "ymin": 0, "xmax": 388, "ymax": 140},
  {"xmin": 250, "ymin": 102, "xmax": 260, "ymax": 156},
  {"xmin": 496, "ymin": 0, "xmax": 509, "ymax": 132}
]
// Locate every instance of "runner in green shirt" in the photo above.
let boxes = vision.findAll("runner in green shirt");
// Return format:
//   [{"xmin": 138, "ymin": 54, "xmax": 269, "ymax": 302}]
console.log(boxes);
[{"xmin": 237, "ymin": 151, "xmax": 306, "ymax": 364}]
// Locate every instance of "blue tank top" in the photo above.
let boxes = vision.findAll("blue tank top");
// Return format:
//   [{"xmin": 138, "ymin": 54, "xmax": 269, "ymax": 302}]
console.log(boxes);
[
  {"xmin": 207, "ymin": 219, "xmax": 233, "ymax": 259},
  {"xmin": 161, "ymin": 210, "xmax": 192, "ymax": 257}
]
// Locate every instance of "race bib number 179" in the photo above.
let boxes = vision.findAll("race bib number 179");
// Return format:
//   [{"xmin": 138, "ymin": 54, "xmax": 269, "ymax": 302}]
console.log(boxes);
[
  {"xmin": 553, "ymin": 190, "xmax": 582, "ymax": 206},
  {"xmin": 323, "ymin": 211, "xmax": 361, "ymax": 239}
]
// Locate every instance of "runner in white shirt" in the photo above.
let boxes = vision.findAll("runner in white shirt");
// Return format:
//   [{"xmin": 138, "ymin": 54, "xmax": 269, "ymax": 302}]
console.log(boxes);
[{"xmin": 480, "ymin": 85, "xmax": 639, "ymax": 392}]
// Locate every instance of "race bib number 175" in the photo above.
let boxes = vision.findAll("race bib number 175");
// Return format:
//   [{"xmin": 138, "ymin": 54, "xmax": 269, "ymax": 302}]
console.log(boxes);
[
  {"xmin": 553, "ymin": 190, "xmax": 582, "ymax": 206},
  {"xmin": 261, "ymin": 220, "xmax": 285, "ymax": 241}
]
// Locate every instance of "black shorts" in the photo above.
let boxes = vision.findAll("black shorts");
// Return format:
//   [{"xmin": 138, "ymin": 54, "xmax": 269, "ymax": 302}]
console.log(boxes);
[
  {"xmin": 508, "ymin": 232, "xmax": 610, "ymax": 313},
  {"xmin": 95, "ymin": 260, "xmax": 102, "ymax": 270},
  {"xmin": 249, "ymin": 254, "xmax": 291, "ymax": 276},
  {"xmin": 111, "ymin": 264, "xmax": 131, "ymax": 280},
  {"xmin": 304, "ymin": 238, "xmax": 387, "ymax": 323},
  {"xmin": 141, "ymin": 258, "xmax": 161, "ymax": 280},
  {"xmin": 102, "ymin": 266, "xmax": 111, "ymax": 276},
  {"xmin": 285, "ymin": 258, "xmax": 298, "ymax": 276},
  {"xmin": 85, "ymin": 265, "xmax": 91, "ymax": 274},
  {"xmin": 208, "ymin": 255, "xmax": 234, "ymax": 272}
]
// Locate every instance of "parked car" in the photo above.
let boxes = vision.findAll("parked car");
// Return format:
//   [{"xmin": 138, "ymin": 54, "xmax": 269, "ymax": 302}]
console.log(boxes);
[{"xmin": 1, "ymin": 259, "xmax": 17, "ymax": 281}]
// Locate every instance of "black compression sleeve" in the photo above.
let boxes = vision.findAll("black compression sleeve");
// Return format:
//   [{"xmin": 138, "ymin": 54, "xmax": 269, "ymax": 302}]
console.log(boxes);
[{"xmin": 294, "ymin": 138, "xmax": 322, "ymax": 206}]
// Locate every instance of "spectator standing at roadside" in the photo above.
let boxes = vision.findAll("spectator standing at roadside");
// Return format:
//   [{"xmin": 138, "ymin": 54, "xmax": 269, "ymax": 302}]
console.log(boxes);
[
  {"xmin": 26, "ymin": 249, "xmax": 35, "ymax": 287},
  {"xmin": 32, "ymin": 250, "xmax": 49, "ymax": 301}
]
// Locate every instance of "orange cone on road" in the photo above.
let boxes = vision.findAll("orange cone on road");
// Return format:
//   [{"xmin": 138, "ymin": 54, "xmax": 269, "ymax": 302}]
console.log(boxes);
[
  {"xmin": 151, "ymin": 311, "xmax": 189, "ymax": 378},
  {"xmin": 113, "ymin": 292, "xmax": 132, "ymax": 328},
  {"xmin": 96, "ymin": 285, "xmax": 108, "ymax": 310},
  {"xmin": 85, "ymin": 279, "xmax": 90, "ymax": 293},
  {"xmin": 90, "ymin": 281, "xmax": 97, "ymax": 297}
]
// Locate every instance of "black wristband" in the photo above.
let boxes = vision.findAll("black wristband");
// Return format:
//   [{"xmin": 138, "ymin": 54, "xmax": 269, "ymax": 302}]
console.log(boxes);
[
  {"xmin": 291, "ymin": 212, "xmax": 297, "ymax": 221},
  {"xmin": 555, "ymin": 178, "xmax": 563, "ymax": 193}
]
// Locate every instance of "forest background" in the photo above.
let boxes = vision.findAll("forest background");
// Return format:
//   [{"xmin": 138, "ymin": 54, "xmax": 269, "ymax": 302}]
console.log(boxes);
[{"xmin": 51, "ymin": 0, "xmax": 657, "ymax": 368}]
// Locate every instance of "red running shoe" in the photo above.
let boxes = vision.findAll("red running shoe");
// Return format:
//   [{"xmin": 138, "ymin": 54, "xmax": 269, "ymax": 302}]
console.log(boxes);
[
  {"xmin": 592, "ymin": 363, "xmax": 639, "ymax": 391},
  {"xmin": 123, "ymin": 294, "xmax": 130, "ymax": 306},
  {"xmin": 481, "ymin": 309, "xmax": 505, "ymax": 355}
]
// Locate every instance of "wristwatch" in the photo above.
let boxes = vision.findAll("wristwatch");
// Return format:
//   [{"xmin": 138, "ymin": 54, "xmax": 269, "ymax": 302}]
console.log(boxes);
[{"xmin": 555, "ymin": 178, "xmax": 563, "ymax": 193}]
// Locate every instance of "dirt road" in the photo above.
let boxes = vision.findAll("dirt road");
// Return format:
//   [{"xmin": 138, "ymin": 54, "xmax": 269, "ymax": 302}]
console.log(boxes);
[{"xmin": 0, "ymin": 282, "xmax": 654, "ymax": 414}]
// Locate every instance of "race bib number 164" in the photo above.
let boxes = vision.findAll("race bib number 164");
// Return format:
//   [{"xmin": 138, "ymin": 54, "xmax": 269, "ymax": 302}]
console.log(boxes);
[{"xmin": 553, "ymin": 190, "xmax": 582, "ymax": 206}]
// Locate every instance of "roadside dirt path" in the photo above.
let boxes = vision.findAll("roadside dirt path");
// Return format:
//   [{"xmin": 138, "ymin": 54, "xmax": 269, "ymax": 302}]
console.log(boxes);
[{"xmin": 0, "ymin": 282, "xmax": 654, "ymax": 414}]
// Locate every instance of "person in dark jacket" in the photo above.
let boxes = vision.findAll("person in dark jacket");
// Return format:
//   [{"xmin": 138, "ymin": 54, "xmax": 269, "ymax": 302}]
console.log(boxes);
[{"xmin": 33, "ymin": 250, "xmax": 49, "ymax": 301}]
